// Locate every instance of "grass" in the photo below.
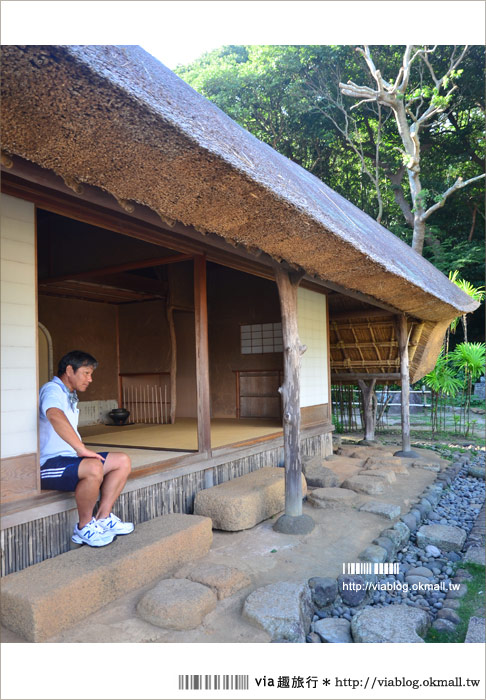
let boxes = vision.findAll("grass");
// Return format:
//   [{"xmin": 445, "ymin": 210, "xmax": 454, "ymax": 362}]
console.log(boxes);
[{"xmin": 425, "ymin": 562, "xmax": 486, "ymax": 643}]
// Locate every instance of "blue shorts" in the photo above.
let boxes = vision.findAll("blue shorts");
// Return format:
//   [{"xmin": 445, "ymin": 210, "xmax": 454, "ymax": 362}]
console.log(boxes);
[{"xmin": 40, "ymin": 452, "xmax": 109, "ymax": 492}]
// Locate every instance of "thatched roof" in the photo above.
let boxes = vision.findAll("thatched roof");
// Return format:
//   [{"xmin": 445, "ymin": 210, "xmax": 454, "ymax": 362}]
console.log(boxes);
[{"xmin": 1, "ymin": 45, "xmax": 478, "ymax": 380}]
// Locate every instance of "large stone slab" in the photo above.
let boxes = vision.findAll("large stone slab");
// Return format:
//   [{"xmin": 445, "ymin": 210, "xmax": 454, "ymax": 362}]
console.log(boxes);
[
  {"xmin": 0, "ymin": 514, "xmax": 213, "ymax": 642},
  {"xmin": 243, "ymin": 581, "xmax": 313, "ymax": 642},
  {"xmin": 412, "ymin": 461, "xmax": 441, "ymax": 473},
  {"xmin": 359, "ymin": 501, "xmax": 401, "ymax": 520},
  {"xmin": 137, "ymin": 578, "xmax": 217, "ymax": 630},
  {"xmin": 351, "ymin": 605, "xmax": 429, "ymax": 643},
  {"xmin": 314, "ymin": 618, "xmax": 353, "ymax": 643},
  {"xmin": 303, "ymin": 464, "xmax": 340, "ymax": 488},
  {"xmin": 358, "ymin": 469, "xmax": 396, "ymax": 484},
  {"xmin": 194, "ymin": 467, "xmax": 306, "ymax": 531},
  {"xmin": 341, "ymin": 475, "xmax": 385, "ymax": 496},
  {"xmin": 465, "ymin": 617, "xmax": 486, "ymax": 643},
  {"xmin": 307, "ymin": 487, "xmax": 357, "ymax": 509},
  {"xmin": 173, "ymin": 562, "xmax": 251, "ymax": 600},
  {"xmin": 416, "ymin": 524, "xmax": 467, "ymax": 552},
  {"xmin": 364, "ymin": 458, "xmax": 409, "ymax": 475}
]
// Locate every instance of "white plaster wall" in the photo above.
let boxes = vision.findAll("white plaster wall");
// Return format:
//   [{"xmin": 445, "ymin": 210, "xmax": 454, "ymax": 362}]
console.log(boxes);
[
  {"xmin": 298, "ymin": 287, "xmax": 328, "ymax": 408},
  {"xmin": 1, "ymin": 194, "xmax": 38, "ymax": 458}
]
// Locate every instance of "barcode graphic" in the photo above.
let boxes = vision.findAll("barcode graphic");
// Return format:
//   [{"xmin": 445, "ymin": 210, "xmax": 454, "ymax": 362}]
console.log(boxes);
[
  {"xmin": 178, "ymin": 675, "xmax": 249, "ymax": 690},
  {"xmin": 343, "ymin": 562, "xmax": 399, "ymax": 574}
]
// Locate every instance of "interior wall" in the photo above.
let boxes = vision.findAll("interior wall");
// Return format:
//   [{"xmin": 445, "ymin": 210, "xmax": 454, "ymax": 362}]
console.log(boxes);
[
  {"xmin": 174, "ymin": 310, "xmax": 197, "ymax": 418},
  {"xmin": 118, "ymin": 300, "xmax": 171, "ymax": 375},
  {"xmin": 207, "ymin": 264, "xmax": 283, "ymax": 418},
  {"xmin": 37, "ymin": 296, "xmax": 118, "ymax": 401}
]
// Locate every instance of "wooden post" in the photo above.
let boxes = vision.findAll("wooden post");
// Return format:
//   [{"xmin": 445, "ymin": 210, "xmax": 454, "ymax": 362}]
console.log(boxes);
[
  {"xmin": 167, "ymin": 305, "xmax": 177, "ymax": 424},
  {"xmin": 115, "ymin": 306, "xmax": 123, "ymax": 408},
  {"xmin": 357, "ymin": 378, "xmax": 377, "ymax": 444},
  {"xmin": 272, "ymin": 263, "xmax": 314, "ymax": 534},
  {"xmin": 194, "ymin": 255, "xmax": 211, "ymax": 456},
  {"xmin": 394, "ymin": 315, "xmax": 419, "ymax": 458}
]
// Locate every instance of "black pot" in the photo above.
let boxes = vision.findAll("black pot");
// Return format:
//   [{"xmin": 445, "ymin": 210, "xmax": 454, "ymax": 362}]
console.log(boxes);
[{"xmin": 109, "ymin": 408, "xmax": 130, "ymax": 426}]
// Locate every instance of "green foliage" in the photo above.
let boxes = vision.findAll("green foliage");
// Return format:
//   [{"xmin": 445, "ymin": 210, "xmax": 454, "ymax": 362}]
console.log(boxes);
[{"xmin": 451, "ymin": 342, "xmax": 486, "ymax": 382}]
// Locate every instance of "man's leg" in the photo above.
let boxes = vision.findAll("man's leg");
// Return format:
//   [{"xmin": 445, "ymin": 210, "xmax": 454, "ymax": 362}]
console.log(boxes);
[
  {"xmin": 95, "ymin": 452, "xmax": 132, "ymax": 520},
  {"xmin": 75, "ymin": 458, "xmax": 104, "ymax": 528}
]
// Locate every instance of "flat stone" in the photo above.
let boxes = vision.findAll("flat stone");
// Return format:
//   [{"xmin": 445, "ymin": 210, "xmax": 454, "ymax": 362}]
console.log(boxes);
[
  {"xmin": 358, "ymin": 545, "xmax": 387, "ymax": 564},
  {"xmin": 0, "ymin": 514, "xmax": 213, "ymax": 642},
  {"xmin": 308, "ymin": 577, "xmax": 338, "ymax": 608},
  {"xmin": 337, "ymin": 574, "xmax": 367, "ymax": 607},
  {"xmin": 359, "ymin": 501, "xmax": 400, "ymax": 520},
  {"xmin": 194, "ymin": 467, "xmax": 306, "ymax": 531},
  {"xmin": 364, "ymin": 456, "xmax": 402, "ymax": 468},
  {"xmin": 407, "ymin": 566, "xmax": 434, "ymax": 578},
  {"xmin": 412, "ymin": 461, "xmax": 441, "ymax": 473},
  {"xmin": 358, "ymin": 469, "xmax": 396, "ymax": 484},
  {"xmin": 173, "ymin": 563, "xmax": 251, "ymax": 600},
  {"xmin": 137, "ymin": 578, "xmax": 217, "ymax": 630},
  {"xmin": 437, "ymin": 609, "xmax": 461, "ymax": 625},
  {"xmin": 416, "ymin": 524, "xmax": 467, "ymax": 553},
  {"xmin": 303, "ymin": 464, "xmax": 340, "ymax": 488},
  {"xmin": 432, "ymin": 619, "xmax": 456, "ymax": 633},
  {"xmin": 341, "ymin": 475, "xmax": 385, "ymax": 496},
  {"xmin": 465, "ymin": 617, "xmax": 486, "ymax": 643},
  {"xmin": 447, "ymin": 583, "xmax": 468, "ymax": 599},
  {"xmin": 307, "ymin": 487, "xmax": 357, "ymax": 508},
  {"xmin": 351, "ymin": 606, "xmax": 428, "ymax": 643},
  {"xmin": 314, "ymin": 618, "xmax": 353, "ymax": 643},
  {"xmin": 243, "ymin": 581, "xmax": 313, "ymax": 643},
  {"xmin": 349, "ymin": 448, "xmax": 394, "ymax": 460},
  {"xmin": 393, "ymin": 521, "xmax": 411, "ymax": 547},
  {"xmin": 463, "ymin": 547, "xmax": 486, "ymax": 566}
]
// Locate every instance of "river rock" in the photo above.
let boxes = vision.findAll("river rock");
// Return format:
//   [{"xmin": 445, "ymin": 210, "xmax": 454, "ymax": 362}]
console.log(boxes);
[
  {"xmin": 351, "ymin": 606, "xmax": 428, "ymax": 643},
  {"xmin": 358, "ymin": 545, "xmax": 387, "ymax": 564},
  {"xmin": 308, "ymin": 577, "xmax": 338, "ymax": 608},
  {"xmin": 337, "ymin": 574, "xmax": 367, "ymax": 607},
  {"xmin": 243, "ymin": 581, "xmax": 313, "ymax": 643},
  {"xmin": 314, "ymin": 618, "xmax": 353, "ymax": 643}
]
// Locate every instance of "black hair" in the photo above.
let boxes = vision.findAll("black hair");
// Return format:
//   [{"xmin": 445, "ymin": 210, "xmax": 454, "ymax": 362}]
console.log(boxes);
[{"xmin": 57, "ymin": 350, "xmax": 98, "ymax": 377}]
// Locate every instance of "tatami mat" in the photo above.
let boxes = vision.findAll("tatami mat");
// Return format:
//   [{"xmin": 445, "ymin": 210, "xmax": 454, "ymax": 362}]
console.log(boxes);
[{"xmin": 81, "ymin": 418, "xmax": 282, "ymax": 451}]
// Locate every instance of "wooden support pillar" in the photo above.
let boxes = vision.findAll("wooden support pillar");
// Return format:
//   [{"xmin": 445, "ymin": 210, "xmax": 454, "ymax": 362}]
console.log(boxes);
[
  {"xmin": 272, "ymin": 263, "xmax": 314, "ymax": 534},
  {"xmin": 357, "ymin": 378, "xmax": 377, "ymax": 444},
  {"xmin": 115, "ymin": 306, "xmax": 122, "ymax": 408},
  {"xmin": 394, "ymin": 314, "xmax": 419, "ymax": 458},
  {"xmin": 194, "ymin": 255, "xmax": 211, "ymax": 455}
]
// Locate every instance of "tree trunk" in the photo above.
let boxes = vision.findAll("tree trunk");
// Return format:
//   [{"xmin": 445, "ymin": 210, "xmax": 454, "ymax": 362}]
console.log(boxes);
[
  {"xmin": 358, "ymin": 378, "xmax": 377, "ymax": 442},
  {"xmin": 394, "ymin": 315, "xmax": 419, "ymax": 458}
]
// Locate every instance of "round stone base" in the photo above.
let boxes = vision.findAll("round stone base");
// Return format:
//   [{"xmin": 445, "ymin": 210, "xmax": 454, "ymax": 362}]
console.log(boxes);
[
  {"xmin": 394, "ymin": 449, "xmax": 420, "ymax": 458},
  {"xmin": 273, "ymin": 514, "xmax": 315, "ymax": 535}
]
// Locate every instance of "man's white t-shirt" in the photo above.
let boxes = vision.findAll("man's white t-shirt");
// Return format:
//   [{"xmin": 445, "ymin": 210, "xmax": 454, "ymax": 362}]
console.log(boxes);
[{"xmin": 39, "ymin": 376, "xmax": 80, "ymax": 466}]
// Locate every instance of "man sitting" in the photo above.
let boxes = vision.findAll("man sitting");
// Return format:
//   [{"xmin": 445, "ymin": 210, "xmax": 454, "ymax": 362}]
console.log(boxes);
[{"xmin": 39, "ymin": 350, "xmax": 134, "ymax": 547}]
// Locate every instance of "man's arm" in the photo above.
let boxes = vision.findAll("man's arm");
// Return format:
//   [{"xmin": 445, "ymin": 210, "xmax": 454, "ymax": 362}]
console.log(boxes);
[{"xmin": 45, "ymin": 408, "xmax": 105, "ymax": 461}]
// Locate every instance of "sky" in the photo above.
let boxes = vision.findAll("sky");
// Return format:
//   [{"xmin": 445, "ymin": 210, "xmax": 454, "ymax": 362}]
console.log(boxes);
[{"xmin": 2, "ymin": 1, "xmax": 485, "ymax": 70}]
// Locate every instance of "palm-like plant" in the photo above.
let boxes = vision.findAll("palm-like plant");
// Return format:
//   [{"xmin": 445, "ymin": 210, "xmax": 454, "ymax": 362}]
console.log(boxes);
[
  {"xmin": 423, "ymin": 352, "xmax": 462, "ymax": 433},
  {"xmin": 448, "ymin": 271, "xmax": 485, "ymax": 343},
  {"xmin": 450, "ymin": 342, "xmax": 486, "ymax": 436}
]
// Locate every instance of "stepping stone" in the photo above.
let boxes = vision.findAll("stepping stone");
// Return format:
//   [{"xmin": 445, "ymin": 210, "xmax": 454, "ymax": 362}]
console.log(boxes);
[
  {"xmin": 137, "ymin": 578, "xmax": 217, "ymax": 630},
  {"xmin": 416, "ymin": 524, "xmax": 467, "ymax": 552},
  {"xmin": 465, "ymin": 617, "xmax": 486, "ymax": 643},
  {"xmin": 307, "ymin": 487, "xmax": 357, "ymax": 509},
  {"xmin": 350, "ymin": 449, "xmax": 394, "ymax": 460},
  {"xmin": 341, "ymin": 475, "xmax": 385, "ymax": 496},
  {"xmin": 194, "ymin": 467, "xmax": 306, "ymax": 531},
  {"xmin": 314, "ymin": 618, "xmax": 353, "ymax": 643},
  {"xmin": 351, "ymin": 606, "xmax": 429, "ymax": 643},
  {"xmin": 0, "ymin": 513, "xmax": 212, "ymax": 642},
  {"xmin": 243, "ymin": 581, "xmax": 313, "ymax": 643},
  {"xmin": 359, "ymin": 501, "xmax": 400, "ymax": 520},
  {"xmin": 463, "ymin": 547, "xmax": 486, "ymax": 566},
  {"xmin": 358, "ymin": 469, "xmax": 396, "ymax": 484},
  {"xmin": 412, "ymin": 461, "xmax": 441, "ymax": 473},
  {"xmin": 364, "ymin": 458, "xmax": 409, "ymax": 475},
  {"xmin": 173, "ymin": 563, "xmax": 251, "ymax": 600},
  {"xmin": 303, "ymin": 463, "xmax": 340, "ymax": 488}
]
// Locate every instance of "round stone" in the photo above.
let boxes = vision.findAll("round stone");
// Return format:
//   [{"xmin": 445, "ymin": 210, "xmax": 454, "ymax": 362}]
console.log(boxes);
[{"xmin": 136, "ymin": 578, "xmax": 217, "ymax": 630}]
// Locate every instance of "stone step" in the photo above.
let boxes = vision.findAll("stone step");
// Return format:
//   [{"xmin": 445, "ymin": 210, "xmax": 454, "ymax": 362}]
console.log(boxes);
[
  {"xmin": 0, "ymin": 513, "xmax": 212, "ymax": 642},
  {"xmin": 194, "ymin": 466, "xmax": 306, "ymax": 531}
]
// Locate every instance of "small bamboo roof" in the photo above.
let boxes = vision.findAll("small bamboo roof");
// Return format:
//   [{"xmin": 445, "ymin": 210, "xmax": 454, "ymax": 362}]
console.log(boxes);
[{"xmin": 1, "ymin": 45, "xmax": 478, "ymax": 381}]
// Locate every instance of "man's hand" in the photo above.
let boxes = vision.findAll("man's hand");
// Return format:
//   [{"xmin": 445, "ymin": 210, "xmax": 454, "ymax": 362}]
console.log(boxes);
[{"xmin": 75, "ymin": 446, "xmax": 105, "ymax": 462}]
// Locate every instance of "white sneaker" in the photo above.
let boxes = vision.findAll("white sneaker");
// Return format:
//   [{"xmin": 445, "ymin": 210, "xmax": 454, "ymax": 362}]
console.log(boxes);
[
  {"xmin": 96, "ymin": 512, "xmax": 134, "ymax": 536},
  {"xmin": 72, "ymin": 518, "xmax": 116, "ymax": 547}
]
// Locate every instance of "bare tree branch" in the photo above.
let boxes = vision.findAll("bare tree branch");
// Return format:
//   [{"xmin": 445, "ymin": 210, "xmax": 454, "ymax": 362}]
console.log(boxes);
[{"xmin": 422, "ymin": 173, "xmax": 486, "ymax": 221}]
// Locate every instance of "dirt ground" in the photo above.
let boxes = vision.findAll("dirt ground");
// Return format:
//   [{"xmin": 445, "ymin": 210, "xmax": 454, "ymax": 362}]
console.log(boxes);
[{"xmin": 2, "ymin": 441, "xmax": 447, "ymax": 644}]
